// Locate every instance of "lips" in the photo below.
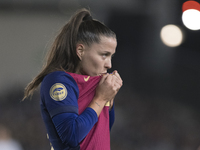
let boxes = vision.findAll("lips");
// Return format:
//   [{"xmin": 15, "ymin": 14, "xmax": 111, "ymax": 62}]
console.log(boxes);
[{"xmin": 98, "ymin": 72, "xmax": 107, "ymax": 76}]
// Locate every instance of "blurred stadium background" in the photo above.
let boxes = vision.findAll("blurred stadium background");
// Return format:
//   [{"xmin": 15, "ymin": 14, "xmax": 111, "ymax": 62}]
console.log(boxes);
[{"xmin": 0, "ymin": 0, "xmax": 200, "ymax": 150}]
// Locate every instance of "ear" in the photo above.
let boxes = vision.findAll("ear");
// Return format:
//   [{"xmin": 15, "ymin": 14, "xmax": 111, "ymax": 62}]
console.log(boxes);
[{"xmin": 76, "ymin": 44, "xmax": 85, "ymax": 60}]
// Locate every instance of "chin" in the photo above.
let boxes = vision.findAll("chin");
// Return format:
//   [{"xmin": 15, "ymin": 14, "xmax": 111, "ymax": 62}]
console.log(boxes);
[
  {"xmin": 91, "ymin": 73, "xmax": 101, "ymax": 76},
  {"xmin": 81, "ymin": 71, "xmax": 101, "ymax": 76},
  {"xmin": 91, "ymin": 74, "xmax": 99, "ymax": 77}
]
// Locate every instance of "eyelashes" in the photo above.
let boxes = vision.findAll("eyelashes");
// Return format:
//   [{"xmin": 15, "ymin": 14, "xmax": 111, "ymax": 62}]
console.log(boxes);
[
  {"xmin": 100, "ymin": 51, "xmax": 115, "ymax": 60},
  {"xmin": 102, "ymin": 53, "xmax": 114, "ymax": 59}
]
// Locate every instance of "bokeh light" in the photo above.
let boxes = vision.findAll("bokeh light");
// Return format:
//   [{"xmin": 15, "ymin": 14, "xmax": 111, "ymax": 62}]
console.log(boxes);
[
  {"xmin": 182, "ymin": 0, "xmax": 200, "ymax": 12},
  {"xmin": 160, "ymin": 24, "xmax": 183, "ymax": 47},
  {"xmin": 182, "ymin": 0, "xmax": 200, "ymax": 30}
]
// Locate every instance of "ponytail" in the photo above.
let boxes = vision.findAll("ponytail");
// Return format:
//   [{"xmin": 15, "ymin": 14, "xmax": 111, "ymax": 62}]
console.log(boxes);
[{"xmin": 23, "ymin": 8, "xmax": 116, "ymax": 100}]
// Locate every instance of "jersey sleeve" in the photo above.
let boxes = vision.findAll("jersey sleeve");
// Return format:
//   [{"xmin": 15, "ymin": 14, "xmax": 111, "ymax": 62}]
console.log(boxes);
[
  {"xmin": 41, "ymin": 71, "xmax": 80, "ymax": 117},
  {"xmin": 40, "ymin": 71, "xmax": 98, "ymax": 147},
  {"xmin": 109, "ymin": 103, "xmax": 115, "ymax": 130}
]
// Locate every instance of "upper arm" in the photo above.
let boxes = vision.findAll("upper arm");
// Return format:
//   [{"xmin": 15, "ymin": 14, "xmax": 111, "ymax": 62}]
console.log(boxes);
[{"xmin": 41, "ymin": 71, "xmax": 79, "ymax": 118}]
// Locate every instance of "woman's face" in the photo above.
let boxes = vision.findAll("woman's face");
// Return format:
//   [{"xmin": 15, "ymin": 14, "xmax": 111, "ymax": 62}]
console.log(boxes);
[{"xmin": 77, "ymin": 36, "xmax": 117, "ymax": 76}]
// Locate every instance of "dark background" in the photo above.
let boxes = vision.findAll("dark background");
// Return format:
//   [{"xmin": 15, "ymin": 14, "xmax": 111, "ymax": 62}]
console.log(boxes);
[{"xmin": 0, "ymin": 0, "xmax": 200, "ymax": 150}]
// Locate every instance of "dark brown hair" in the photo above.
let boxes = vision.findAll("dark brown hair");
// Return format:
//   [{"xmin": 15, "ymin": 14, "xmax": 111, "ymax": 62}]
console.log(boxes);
[{"xmin": 23, "ymin": 8, "xmax": 116, "ymax": 100}]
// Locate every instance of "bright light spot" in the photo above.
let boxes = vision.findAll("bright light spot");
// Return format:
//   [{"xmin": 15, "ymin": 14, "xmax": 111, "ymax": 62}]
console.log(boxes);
[
  {"xmin": 182, "ymin": 0, "xmax": 200, "ymax": 12},
  {"xmin": 182, "ymin": 1, "xmax": 200, "ymax": 30},
  {"xmin": 160, "ymin": 25, "xmax": 183, "ymax": 47},
  {"xmin": 182, "ymin": 9, "xmax": 200, "ymax": 30}
]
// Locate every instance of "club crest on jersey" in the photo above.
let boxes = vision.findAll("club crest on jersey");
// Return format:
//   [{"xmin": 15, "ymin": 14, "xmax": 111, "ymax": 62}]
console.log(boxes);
[{"xmin": 50, "ymin": 83, "xmax": 67, "ymax": 101}]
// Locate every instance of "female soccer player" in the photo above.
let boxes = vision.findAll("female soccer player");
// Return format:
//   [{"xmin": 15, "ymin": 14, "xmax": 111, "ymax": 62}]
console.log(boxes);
[{"xmin": 23, "ymin": 8, "xmax": 123, "ymax": 150}]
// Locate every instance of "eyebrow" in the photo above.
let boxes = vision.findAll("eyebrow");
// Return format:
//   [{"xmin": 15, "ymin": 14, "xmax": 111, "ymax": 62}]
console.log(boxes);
[{"xmin": 103, "ymin": 51, "xmax": 115, "ymax": 55}]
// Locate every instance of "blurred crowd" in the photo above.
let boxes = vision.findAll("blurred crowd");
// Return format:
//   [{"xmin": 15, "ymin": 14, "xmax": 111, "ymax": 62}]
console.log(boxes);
[
  {"xmin": 0, "ymin": 85, "xmax": 50, "ymax": 150},
  {"xmin": 0, "ymin": 124, "xmax": 23, "ymax": 150},
  {"xmin": 112, "ymin": 87, "xmax": 200, "ymax": 150},
  {"xmin": 0, "ymin": 85, "xmax": 200, "ymax": 150}
]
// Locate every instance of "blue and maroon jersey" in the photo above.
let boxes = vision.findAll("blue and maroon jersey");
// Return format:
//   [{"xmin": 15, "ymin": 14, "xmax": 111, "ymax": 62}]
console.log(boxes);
[{"xmin": 40, "ymin": 71, "xmax": 115, "ymax": 150}]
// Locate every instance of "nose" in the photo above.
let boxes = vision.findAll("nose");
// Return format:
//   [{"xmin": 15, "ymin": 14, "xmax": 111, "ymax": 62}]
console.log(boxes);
[{"xmin": 105, "ymin": 58, "xmax": 112, "ymax": 69}]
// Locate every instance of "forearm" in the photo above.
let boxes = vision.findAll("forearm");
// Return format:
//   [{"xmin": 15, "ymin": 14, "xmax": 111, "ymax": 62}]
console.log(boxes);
[
  {"xmin": 52, "ymin": 107, "xmax": 98, "ymax": 147},
  {"xmin": 88, "ymin": 96, "xmax": 107, "ymax": 117}
]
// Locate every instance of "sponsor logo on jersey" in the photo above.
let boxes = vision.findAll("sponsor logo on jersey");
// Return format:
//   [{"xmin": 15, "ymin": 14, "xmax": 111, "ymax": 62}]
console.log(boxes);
[
  {"xmin": 50, "ymin": 83, "xmax": 67, "ymax": 101},
  {"xmin": 84, "ymin": 76, "xmax": 90, "ymax": 82}
]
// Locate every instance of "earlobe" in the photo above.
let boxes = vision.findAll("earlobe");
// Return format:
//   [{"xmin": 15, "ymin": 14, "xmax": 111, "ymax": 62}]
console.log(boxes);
[{"xmin": 76, "ymin": 44, "xmax": 84, "ymax": 60}]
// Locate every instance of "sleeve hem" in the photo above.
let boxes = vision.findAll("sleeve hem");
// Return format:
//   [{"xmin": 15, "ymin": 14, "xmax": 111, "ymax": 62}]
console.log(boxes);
[{"xmin": 50, "ymin": 105, "xmax": 78, "ymax": 118}]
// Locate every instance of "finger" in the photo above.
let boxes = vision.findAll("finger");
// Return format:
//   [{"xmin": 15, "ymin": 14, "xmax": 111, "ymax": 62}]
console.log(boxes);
[
  {"xmin": 112, "ymin": 71, "xmax": 122, "ymax": 83},
  {"xmin": 99, "ymin": 73, "xmax": 109, "ymax": 84},
  {"xmin": 106, "ymin": 73, "xmax": 114, "ymax": 83},
  {"xmin": 112, "ymin": 70, "xmax": 117, "ymax": 74},
  {"xmin": 111, "ymin": 73, "xmax": 123, "ymax": 86},
  {"xmin": 113, "ymin": 71, "xmax": 122, "ymax": 82},
  {"xmin": 114, "ymin": 79, "xmax": 123, "ymax": 87},
  {"xmin": 114, "ymin": 81, "xmax": 122, "ymax": 90}
]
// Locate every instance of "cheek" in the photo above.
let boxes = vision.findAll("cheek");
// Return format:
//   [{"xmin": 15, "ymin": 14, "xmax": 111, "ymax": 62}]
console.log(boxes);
[
  {"xmin": 88, "ymin": 58, "xmax": 101, "ymax": 72},
  {"xmin": 91, "ymin": 56, "xmax": 103, "ymax": 68},
  {"xmin": 82, "ymin": 55, "xmax": 103, "ymax": 74}
]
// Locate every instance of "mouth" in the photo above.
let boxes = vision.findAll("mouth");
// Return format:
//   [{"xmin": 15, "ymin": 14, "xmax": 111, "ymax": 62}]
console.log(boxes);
[{"xmin": 98, "ymin": 72, "xmax": 107, "ymax": 76}]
